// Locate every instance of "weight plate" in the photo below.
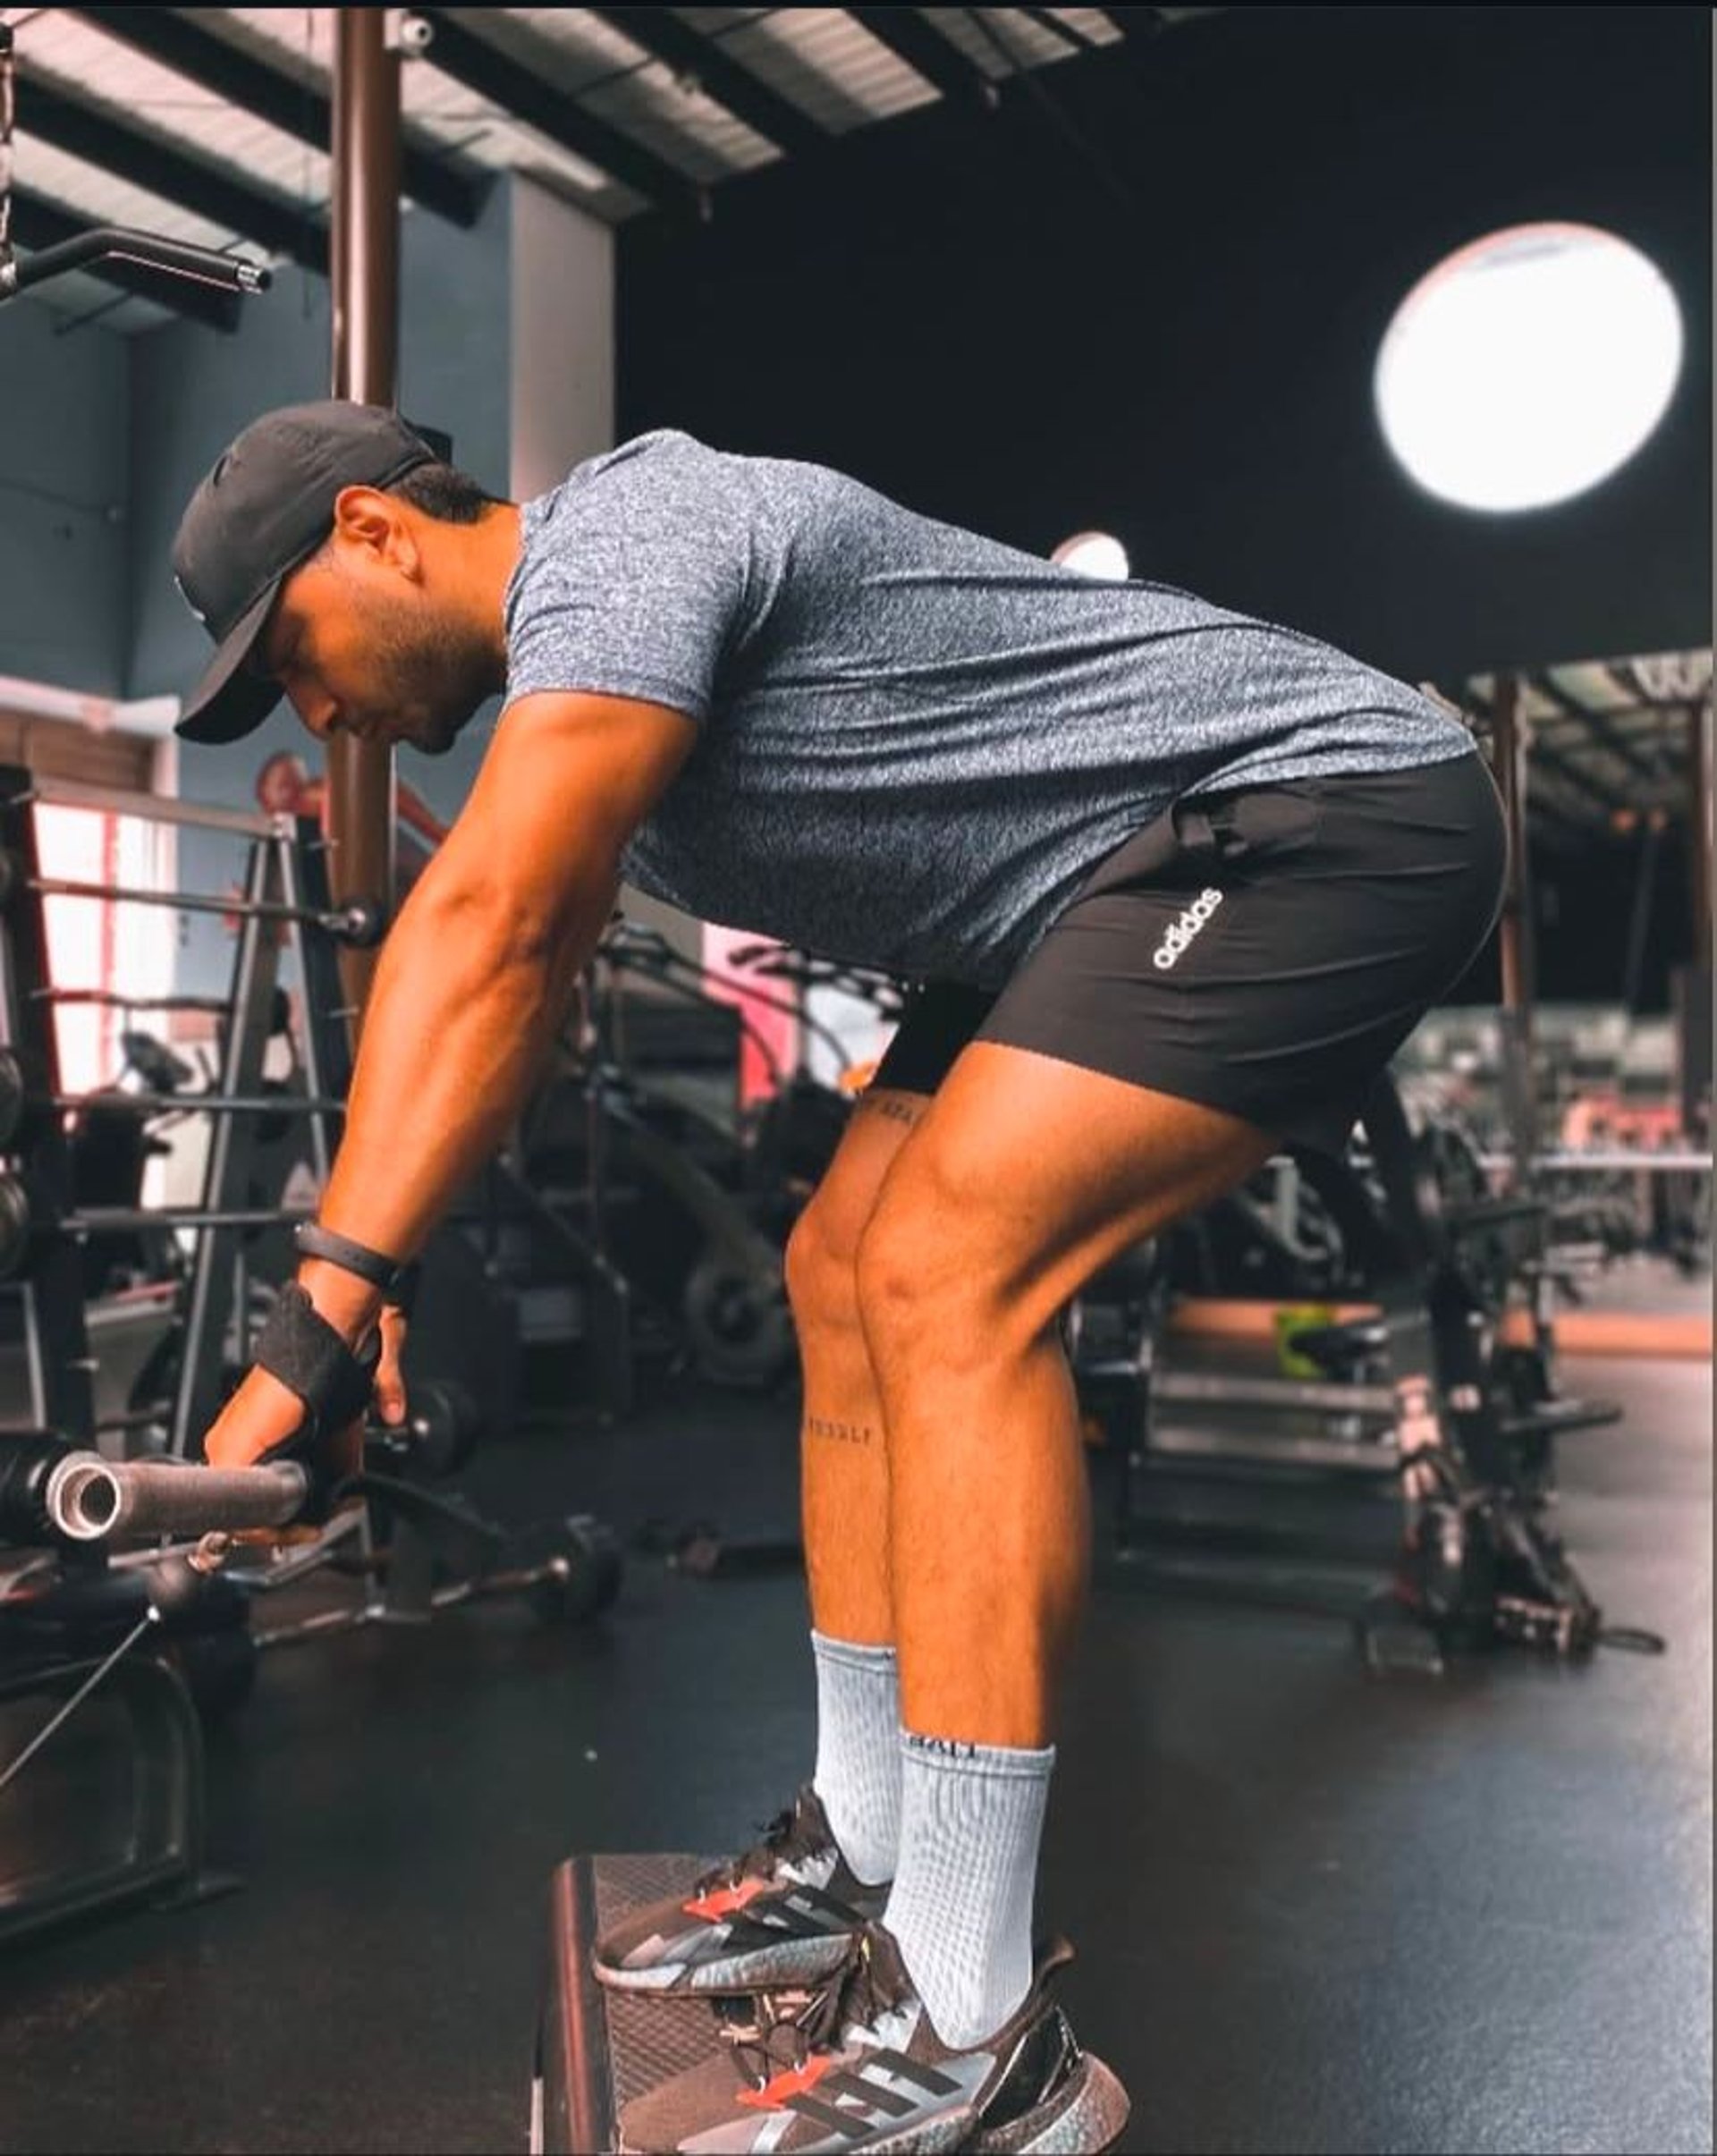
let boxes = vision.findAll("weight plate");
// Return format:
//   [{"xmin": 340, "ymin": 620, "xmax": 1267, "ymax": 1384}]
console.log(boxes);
[{"xmin": 681, "ymin": 1254, "xmax": 796, "ymax": 1390}]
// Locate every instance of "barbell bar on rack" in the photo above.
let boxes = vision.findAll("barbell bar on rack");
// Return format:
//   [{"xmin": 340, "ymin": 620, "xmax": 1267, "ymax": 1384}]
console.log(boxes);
[
  {"xmin": 31, "ymin": 991, "xmax": 241, "ymax": 1014},
  {"xmin": 0, "ymin": 1046, "xmax": 347, "ymax": 1148},
  {"xmin": 0, "ymin": 851, "xmax": 385, "ymax": 949},
  {"xmin": 0, "ymin": 1173, "xmax": 316, "ymax": 1279}
]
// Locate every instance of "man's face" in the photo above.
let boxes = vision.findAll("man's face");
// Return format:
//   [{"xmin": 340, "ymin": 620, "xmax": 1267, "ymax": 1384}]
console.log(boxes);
[{"xmin": 256, "ymin": 509, "xmax": 491, "ymax": 757}]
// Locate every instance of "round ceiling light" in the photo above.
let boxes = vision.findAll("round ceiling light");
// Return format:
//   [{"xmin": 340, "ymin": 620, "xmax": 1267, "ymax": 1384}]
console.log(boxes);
[
  {"xmin": 1375, "ymin": 222, "xmax": 1684, "ymax": 513},
  {"xmin": 1053, "ymin": 531, "xmax": 1130, "ymax": 579}
]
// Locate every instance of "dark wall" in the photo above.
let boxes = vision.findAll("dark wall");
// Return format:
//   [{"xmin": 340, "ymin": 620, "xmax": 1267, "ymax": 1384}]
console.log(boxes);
[
  {"xmin": 1535, "ymin": 826, "xmax": 1696, "ymax": 1013},
  {"xmin": 617, "ymin": 5, "xmax": 1711, "ymax": 688},
  {"xmin": 0, "ymin": 300, "xmax": 130, "ymax": 695}
]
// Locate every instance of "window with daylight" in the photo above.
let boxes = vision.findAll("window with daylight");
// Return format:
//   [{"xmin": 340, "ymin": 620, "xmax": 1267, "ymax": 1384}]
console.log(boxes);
[{"xmin": 0, "ymin": 709, "xmax": 174, "ymax": 1096}]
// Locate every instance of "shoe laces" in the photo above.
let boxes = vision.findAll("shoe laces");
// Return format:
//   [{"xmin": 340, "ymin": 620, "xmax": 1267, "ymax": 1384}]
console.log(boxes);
[
  {"xmin": 720, "ymin": 1932, "xmax": 907, "ymax": 2092},
  {"xmin": 704, "ymin": 1794, "xmax": 822, "ymax": 1895}
]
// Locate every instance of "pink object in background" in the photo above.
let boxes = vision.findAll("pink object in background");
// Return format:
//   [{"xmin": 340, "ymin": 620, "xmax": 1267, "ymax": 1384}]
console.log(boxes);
[{"xmin": 702, "ymin": 925, "xmax": 799, "ymax": 1110}]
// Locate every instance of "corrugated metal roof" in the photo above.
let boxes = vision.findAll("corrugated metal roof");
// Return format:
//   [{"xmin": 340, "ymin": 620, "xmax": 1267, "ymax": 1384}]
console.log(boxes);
[
  {"xmin": 1458, "ymin": 655, "xmax": 1711, "ymax": 838},
  {"xmin": 0, "ymin": 5, "xmax": 1222, "ymax": 334}
]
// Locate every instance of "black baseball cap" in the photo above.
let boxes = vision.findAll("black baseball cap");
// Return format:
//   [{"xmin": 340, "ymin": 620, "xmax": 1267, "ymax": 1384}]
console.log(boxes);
[{"xmin": 171, "ymin": 401, "xmax": 438, "ymax": 745}]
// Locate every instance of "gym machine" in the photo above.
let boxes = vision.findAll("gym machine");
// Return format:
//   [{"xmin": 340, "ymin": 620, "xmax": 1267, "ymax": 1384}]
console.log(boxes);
[
  {"xmin": 1073, "ymin": 1073, "xmax": 1661, "ymax": 1671},
  {"xmin": 490, "ymin": 925, "xmax": 897, "ymax": 1402}
]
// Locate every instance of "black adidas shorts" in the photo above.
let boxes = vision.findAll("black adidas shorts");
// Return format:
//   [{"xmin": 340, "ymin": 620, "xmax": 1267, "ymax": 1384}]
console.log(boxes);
[{"xmin": 871, "ymin": 751, "xmax": 1507, "ymax": 1159}]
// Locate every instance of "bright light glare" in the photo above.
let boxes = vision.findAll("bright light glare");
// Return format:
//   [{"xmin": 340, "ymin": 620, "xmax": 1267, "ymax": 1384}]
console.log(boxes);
[
  {"xmin": 1053, "ymin": 530, "xmax": 1130, "ymax": 579},
  {"xmin": 1375, "ymin": 223, "xmax": 1683, "ymax": 512}
]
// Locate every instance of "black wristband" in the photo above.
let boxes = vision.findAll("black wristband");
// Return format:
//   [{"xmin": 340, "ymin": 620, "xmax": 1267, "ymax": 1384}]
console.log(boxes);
[
  {"xmin": 294, "ymin": 1220, "xmax": 412, "ymax": 1298},
  {"xmin": 251, "ymin": 1283, "xmax": 381, "ymax": 1522},
  {"xmin": 385, "ymin": 1261, "xmax": 421, "ymax": 1321}
]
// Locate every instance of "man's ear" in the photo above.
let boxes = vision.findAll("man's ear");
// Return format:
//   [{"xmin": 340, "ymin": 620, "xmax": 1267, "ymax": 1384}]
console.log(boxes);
[{"xmin": 330, "ymin": 484, "xmax": 421, "ymax": 579}]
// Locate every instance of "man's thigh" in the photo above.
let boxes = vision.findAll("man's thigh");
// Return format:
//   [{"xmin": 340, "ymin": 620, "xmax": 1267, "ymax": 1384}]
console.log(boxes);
[{"xmin": 858, "ymin": 1043, "xmax": 1276, "ymax": 1344}]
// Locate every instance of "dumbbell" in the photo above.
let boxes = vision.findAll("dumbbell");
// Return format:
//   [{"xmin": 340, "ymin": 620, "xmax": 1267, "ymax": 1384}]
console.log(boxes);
[{"xmin": 365, "ymin": 1377, "xmax": 484, "ymax": 1480}]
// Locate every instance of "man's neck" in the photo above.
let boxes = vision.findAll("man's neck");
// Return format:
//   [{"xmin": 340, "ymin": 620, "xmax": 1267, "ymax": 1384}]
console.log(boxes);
[{"xmin": 468, "ymin": 501, "xmax": 525, "ymax": 696}]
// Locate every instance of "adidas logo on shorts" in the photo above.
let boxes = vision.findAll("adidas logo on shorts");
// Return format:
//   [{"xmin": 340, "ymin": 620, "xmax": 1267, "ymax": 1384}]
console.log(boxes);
[{"xmin": 1154, "ymin": 887, "xmax": 1224, "ymax": 970}]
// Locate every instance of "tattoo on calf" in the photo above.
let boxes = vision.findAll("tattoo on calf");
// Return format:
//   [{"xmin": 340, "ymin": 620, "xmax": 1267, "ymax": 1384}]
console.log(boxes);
[{"xmin": 807, "ymin": 1416, "xmax": 876, "ymax": 1446}]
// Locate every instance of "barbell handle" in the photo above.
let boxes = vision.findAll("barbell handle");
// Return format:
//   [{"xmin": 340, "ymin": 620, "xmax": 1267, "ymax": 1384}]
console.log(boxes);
[{"xmin": 45, "ymin": 1454, "xmax": 310, "ymax": 1543}]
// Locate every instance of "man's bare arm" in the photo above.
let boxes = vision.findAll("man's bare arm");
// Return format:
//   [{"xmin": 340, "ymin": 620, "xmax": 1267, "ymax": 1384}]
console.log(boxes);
[{"xmin": 206, "ymin": 691, "xmax": 697, "ymax": 1463}]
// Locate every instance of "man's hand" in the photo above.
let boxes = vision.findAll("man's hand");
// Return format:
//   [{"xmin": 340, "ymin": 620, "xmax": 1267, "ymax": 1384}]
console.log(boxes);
[
  {"xmin": 202, "ymin": 1362, "xmax": 365, "ymax": 1542},
  {"xmin": 202, "ymin": 1358, "xmax": 365, "ymax": 1481},
  {"xmin": 374, "ymin": 1303, "xmax": 410, "ymax": 1426},
  {"xmin": 204, "ymin": 1260, "xmax": 391, "ymax": 1532},
  {"xmin": 204, "ymin": 1361, "xmax": 313, "ymax": 1470},
  {"xmin": 205, "ymin": 1298, "xmax": 404, "ymax": 1473}
]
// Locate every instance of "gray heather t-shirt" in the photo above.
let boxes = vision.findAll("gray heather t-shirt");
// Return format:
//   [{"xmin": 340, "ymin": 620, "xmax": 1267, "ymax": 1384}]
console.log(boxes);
[{"xmin": 503, "ymin": 429, "xmax": 1471, "ymax": 988}]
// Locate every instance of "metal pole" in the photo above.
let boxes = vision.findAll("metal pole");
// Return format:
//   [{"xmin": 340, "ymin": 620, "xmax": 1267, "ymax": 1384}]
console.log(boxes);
[
  {"xmin": 328, "ymin": 10, "xmax": 401, "ymax": 1042},
  {"xmin": 1690, "ymin": 698, "xmax": 1713, "ymax": 969},
  {"xmin": 1490, "ymin": 674, "xmax": 1539, "ymax": 1174}
]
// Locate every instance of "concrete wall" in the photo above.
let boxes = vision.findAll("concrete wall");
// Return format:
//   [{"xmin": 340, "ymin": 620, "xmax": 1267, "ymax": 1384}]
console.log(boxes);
[
  {"xmin": 0, "ymin": 300, "xmax": 131, "ymax": 695},
  {"xmin": 507, "ymin": 173, "xmax": 703, "ymax": 971},
  {"xmin": 511, "ymin": 174, "xmax": 613, "ymax": 499}
]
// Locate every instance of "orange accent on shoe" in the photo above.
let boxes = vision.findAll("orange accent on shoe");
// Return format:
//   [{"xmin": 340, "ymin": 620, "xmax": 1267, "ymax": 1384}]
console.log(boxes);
[
  {"xmin": 736, "ymin": 2055, "xmax": 838, "ymax": 2113},
  {"xmin": 682, "ymin": 1875, "xmax": 772, "ymax": 1923}
]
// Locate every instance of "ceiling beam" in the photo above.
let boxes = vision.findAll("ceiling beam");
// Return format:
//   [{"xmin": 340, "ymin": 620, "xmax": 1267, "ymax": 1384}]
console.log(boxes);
[
  {"xmin": 71, "ymin": 6, "xmax": 487, "ymax": 230},
  {"xmin": 414, "ymin": 10, "xmax": 706, "ymax": 216},
  {"xmin": 845, "ymin": 9, "xmax": 999, "ymax": 108},
  {"xmin": 1530, "ymin": 737, "xmax": 1623, "ymax": 817},
  {"xmin": 1526, "ymin": 778, "xmax": 1600, "ymax": 840},
  {"xmin": 1467, "ymin": 682, "xmax": 1620, "ymax": 816},
  {"xmin": 4, "ymin": 187, "xmax": 242, "ymax": 329},
  {"xmin": 588, "ymin": 8, "xmax": 829, "ymax": 164},
  {"xmin": 1532, "ymin": 674, "xmax": 1663, "ymax": 786},
  {"xmin": 16, "ymin": 74, "xmax": 329, "ymax": 275},
  {"xmin": 1018, "ymin": 8, "xmax": 1106, "ymax": 55}
]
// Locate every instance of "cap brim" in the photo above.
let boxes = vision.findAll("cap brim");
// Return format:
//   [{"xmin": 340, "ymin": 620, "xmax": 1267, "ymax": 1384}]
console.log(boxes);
[{"xmin": 174, "ymin": 580, "xmax": 286, "ymax": 746}]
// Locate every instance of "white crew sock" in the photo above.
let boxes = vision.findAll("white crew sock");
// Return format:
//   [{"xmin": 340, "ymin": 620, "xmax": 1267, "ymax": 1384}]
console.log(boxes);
[
  {"xmin": 882, "ymin": 1730, "xmax": 1054, "ymax": 2047},
  {"xmin": 810, "ymin": 1630, "xmax": 901, "ymax": 1887}
]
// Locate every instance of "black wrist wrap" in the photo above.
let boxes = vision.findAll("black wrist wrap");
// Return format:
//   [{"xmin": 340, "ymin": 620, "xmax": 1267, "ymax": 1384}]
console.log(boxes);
[{"xmin": 252, "ymin": 1283, "xmax": 379, "ymax": 1488}]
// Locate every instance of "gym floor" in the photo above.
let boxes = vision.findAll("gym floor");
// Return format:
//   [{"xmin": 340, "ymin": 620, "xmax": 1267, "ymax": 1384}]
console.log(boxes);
[{"xmin": 0, "ymin": 1339, "xmax": 1709, "ymax": 2156}]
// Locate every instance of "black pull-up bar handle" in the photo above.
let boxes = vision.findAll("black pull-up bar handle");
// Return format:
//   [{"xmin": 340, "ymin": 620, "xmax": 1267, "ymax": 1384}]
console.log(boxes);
[{"xmin": 1, "ymin": 225, "xmax": 273, "ymax": 301}]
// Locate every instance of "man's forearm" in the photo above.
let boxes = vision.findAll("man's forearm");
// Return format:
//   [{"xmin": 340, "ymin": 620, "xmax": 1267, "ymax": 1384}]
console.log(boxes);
[{"xmin": 296, "ymin": 874, "xmax": 613, "ymax": 1341}]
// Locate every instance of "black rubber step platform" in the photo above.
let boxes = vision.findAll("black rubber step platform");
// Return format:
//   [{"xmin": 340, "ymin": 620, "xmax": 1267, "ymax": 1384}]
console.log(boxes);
[{"xmin": 535, "ymin": 1853, "xmax": 722, "ymax": 2156}]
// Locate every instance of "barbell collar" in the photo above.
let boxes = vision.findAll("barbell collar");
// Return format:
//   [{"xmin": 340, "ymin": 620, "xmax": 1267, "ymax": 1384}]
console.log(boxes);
[{"xmin": 45, "ymin": 1453, "xmax": 310, "ymax": 1542}]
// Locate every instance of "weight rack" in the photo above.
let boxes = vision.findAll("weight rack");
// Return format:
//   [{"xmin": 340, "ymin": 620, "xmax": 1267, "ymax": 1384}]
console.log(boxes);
[{"xmin": 0, "ymin": 765, "xmax": 363, "ymax": 1457}]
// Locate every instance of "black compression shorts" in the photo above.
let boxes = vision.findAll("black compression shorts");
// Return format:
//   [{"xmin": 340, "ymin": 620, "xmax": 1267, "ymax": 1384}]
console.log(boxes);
[{"xmin": 870, "ymin": 752, "xmax": 1507, "ymax": 1159}]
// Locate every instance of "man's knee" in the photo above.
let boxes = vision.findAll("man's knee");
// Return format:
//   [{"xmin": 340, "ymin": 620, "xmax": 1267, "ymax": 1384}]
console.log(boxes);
[
  {"xmin": 783, "ymin": 1198, "xmax": 864, "ymax": 1327},
  {"xmin": 854, "ymin": 1188, "xmax": 1002, "ymax": 1349}
]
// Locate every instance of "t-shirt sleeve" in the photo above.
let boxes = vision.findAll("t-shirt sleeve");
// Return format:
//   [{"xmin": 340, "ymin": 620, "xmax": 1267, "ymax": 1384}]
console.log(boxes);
[{"xmin": 503, "ymin": 435, "xmax": 756, "ymax": 724}]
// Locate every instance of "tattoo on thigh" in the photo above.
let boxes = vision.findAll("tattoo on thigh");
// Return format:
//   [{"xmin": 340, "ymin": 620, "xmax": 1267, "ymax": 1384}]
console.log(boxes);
[
  {"xmin": 863, "ymin": 1093, "xmax": 927, "ymax": 1129},
  {"xmin": 807, "ymin": 1416, "xmax": 876, "ymax": 1447}
]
